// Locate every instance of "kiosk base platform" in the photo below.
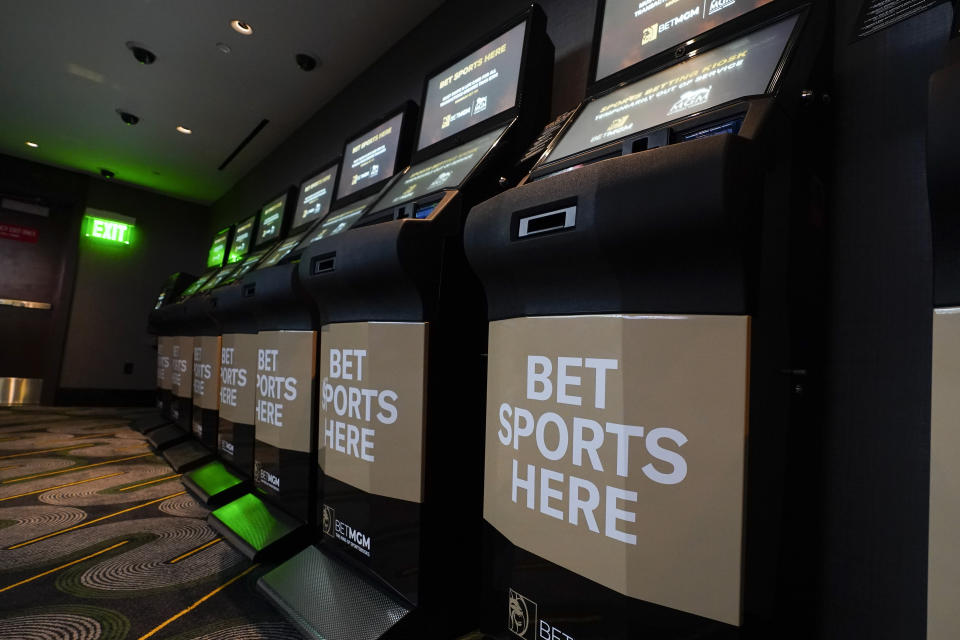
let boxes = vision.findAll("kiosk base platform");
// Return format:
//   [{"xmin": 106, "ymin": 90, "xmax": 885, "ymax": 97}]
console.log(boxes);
[
  {"xmin": 182, "ymin": 460, "xmax": 247, "ymax": 508},
  {"xmin": 162, "ymin": 440, "xmax": 213, "ymax": 473},
  {"xmin": 258, "ymin": 546, "xmax": 412, "ymax": 640},
  {"xmin": 146, "ymin": 425, "xmax": 189, "ymax": 450},
  {"xmin": 208, "ymin": 493, "xmax": 307, "ymax": 561},
  {"xmin": 129, "ymin": 412, "xmax": 169, "ymax": 434}
]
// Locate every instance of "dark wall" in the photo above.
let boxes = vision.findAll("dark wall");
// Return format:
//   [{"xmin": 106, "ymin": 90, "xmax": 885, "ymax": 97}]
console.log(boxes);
[
  {"xmin": 0, "ymin": 156, "xmax": 87, "ymax": 403},
  {"xmin": 59, "ymin": 179, "xmax": 209, "ymax": 392},
  {"xmin": 819, "ymin": 3, "xmax": 952, "ymax": 638},
  {"xmin": 0, "ymin": 153, "xmax": 210, "ymax": 401},
  {"xmin": 210, "ymin": 0, "xmax": 599, "ymax": 231}
]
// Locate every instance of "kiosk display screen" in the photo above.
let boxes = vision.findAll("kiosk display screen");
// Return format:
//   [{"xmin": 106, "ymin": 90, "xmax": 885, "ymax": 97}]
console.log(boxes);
[
  {"xmin": 337, "ymin": 113, "xmax": 405, "ymax": 200},
  {"xmin": 227, "ymin": 215, "xmax": 256, "ymax": 264},
  {"xmin": 199, "ymin": 264, "xmax": 242, "ymax": 292},
  {"xmin": 207, "ymin": 228, "xmax": 230, "ymax": 268},
  {"xmin": 257, "ymin": 231, "xmax": 309, "ymax": 270},
  {"xmin": 418, "ymin": 21, "xmax": 526, "ymax": 150},
  {"xmin": 305, "ymin": 196, "xmax": 377, "ymax": 244},
  {"xmin": 256, "ymin": 196, "xmax": 286, "ymax": 245},
  {"xmin": 221, "ymin": 249, "xmax": 268, "ymax": 284},
  {"xmin": 293, "ymin": 166, "xmax": 338, "ymax": 230},
  {"xmin": 596, "ymin": 0, "xmax": 774, "ymax": 81},
  {"xmin": 545, "ymin": 13, "xmax": 798, "ymax": 165},
  {"xmin": 178, "ymin": 271, "xmax": 215, "ymax": 301},
  {"xmin": 381, "ymin": 126, "xmax": 506, "ymax": 207}
]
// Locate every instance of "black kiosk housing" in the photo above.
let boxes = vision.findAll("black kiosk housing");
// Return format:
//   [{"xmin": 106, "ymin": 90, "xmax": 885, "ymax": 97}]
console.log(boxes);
[
  {"xmin": 259, "ymin": 8, "xmax": 554, "ymax": 640},
  {"xmin": 926, "ymin": 20, "xmax": 960, "ymax": 640},
  {"xmin": 464, "ymin": 1, "xmax": 827, "ymax": 638},
  {"xmin": 147, "ymin": 226, "xmax": 234, "ymax": 450}
]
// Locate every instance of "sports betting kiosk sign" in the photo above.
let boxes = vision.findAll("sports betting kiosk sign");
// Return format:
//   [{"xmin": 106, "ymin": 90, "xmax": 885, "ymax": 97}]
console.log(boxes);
[{"xmin": 484, "ymin": 314, "xmax": 750, "ymax": 626}]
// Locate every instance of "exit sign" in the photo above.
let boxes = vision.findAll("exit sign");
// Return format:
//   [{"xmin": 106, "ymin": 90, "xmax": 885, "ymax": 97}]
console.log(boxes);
[{"xmin": 83, "ymin": 215, "xmax": 133, "ymax": 245}]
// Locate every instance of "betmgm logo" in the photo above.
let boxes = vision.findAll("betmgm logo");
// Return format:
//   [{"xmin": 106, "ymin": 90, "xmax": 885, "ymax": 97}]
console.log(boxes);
[
  {"xmin": 667, "ymin": 85, "xmax": 713, "ymax": 116},
  {"xmin": 322, "ymin": 504, "xmax": 335, "ymax": 537},
  {"xmin": 508, "ymin": 589, "xmax": 538, "ymax": 640},
  {"xmin": 642, "ymin": 23, "xmax": 658, "ymax": 46}
]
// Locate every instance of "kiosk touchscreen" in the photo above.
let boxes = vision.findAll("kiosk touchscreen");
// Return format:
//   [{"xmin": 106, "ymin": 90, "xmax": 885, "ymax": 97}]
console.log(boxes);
[
  {"xmin": 927, "ymin": 28, "xmax": 960, "ymax": 640},
  {"xmin": 464, "ymin": 2, "xmax": 824, "ymax": 638},
  {"xmin": 263, "ymin": 9, "xmax": 553, "ymax": 640},
  {"xmin": 206, "ymin": 175, "xmax": 339, "ymax": 558}
]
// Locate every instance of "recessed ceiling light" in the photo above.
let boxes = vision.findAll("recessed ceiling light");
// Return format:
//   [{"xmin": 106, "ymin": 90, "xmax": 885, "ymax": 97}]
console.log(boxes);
[
  {"xmin": 230, "ymin": 20, "xmax": 253, "ymax": 35},
  {"xmin": 176, "ymin": 126, "xmax": 192, "ymax": 135},
  {"xmin": 25, "ymin": 141, "xmax": 38, "ymax": 148}
]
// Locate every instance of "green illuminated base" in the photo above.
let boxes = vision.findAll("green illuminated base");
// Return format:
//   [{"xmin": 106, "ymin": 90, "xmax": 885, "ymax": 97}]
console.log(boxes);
[
  {"xmin": 208, "ymin": 493, "xmax": 306, "ymax": 561},
  {"xmin": 182, "ymin": 461, "xmax": 246, "ymax": 508}
]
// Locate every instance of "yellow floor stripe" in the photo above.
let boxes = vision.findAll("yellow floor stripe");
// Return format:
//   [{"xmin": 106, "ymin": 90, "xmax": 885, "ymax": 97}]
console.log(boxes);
[
  {"xmin": 0, "ymin": 472, "xmax": 124, "ymax": 503},
  {"xmin": 7, "ymin": 491, "xmax": 185, "ymax": 549},
  {"xmin": 0, "ymin": 443, "xmax": 96, "ymax": 460},
  {"xmin": 169, "ymin": 537, "xmax": 223, "ymax": 564},
  {"xmin": 0, "ymin": 541, "xmax": 129, "ymax": 593},
  {"xmin": 72, "ymin": 432, "xmax": 118, "ymax": 439},
  {"xmin": 119, "ymin": 474, "xmax": 182, "ymax": 492},
  {"xmin": 136, "ymin": 563, "xmax": 260, "ymax": 640},
  {"xmin": 2, "ymin": 453, "xmax": 153, "ymax": 484}
]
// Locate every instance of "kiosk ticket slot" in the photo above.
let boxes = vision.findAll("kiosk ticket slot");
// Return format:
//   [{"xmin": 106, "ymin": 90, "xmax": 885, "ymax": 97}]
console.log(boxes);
[
  {"xmin": 259, "ymin": 9, "xmax": 553, "ymax": 640},
  {"xmin": 465, "ymin": 3, "xmax": 823, "ymax": 638},
  {"xmin": 208, "ymin": 169, "xmax": 346, "ymax": 558},
  {"xmin": 927, "ymin": 25, "xmax": 960, "ymax": 640}
]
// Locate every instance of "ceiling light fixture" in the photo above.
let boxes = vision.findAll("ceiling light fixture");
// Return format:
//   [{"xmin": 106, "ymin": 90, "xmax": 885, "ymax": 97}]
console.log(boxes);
[
  {"xmin": 176, "ymin": 126, "xmax": 192, "ymax": 135},
  {"xmin": 230, "ymin": 20, "xmax": 253, "ymax": 35},
  {"xmin": 25, "ymin": 141, "xmax": 38, "ymax": 148}
]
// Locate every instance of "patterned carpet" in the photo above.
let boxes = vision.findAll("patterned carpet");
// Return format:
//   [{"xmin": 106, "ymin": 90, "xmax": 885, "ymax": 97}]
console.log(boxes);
[{"xmin": 0, "ymin": 406, "xmax": 302, "ymax": 640}]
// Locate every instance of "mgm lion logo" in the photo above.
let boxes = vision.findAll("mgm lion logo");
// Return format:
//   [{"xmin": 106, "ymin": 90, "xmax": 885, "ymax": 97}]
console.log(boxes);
[
  {"xmin": 322, "ymin": 505, "xmax": 335, "ymax": 537},
  {"xmin": 508, "ymin": 589, "xmax": 537, "ymax": 639}
]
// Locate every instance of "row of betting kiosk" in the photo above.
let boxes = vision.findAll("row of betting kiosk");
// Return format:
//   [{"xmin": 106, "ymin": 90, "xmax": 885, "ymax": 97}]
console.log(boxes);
[{"xmin": 146, "ymin": 1, "xmax": 831, "ymax": 638}]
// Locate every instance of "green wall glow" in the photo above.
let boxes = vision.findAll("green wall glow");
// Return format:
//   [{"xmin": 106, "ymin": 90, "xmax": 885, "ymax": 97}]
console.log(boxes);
[{"xmin": 83, "ymin": 215, "xmax": 134, "ymax": 245}]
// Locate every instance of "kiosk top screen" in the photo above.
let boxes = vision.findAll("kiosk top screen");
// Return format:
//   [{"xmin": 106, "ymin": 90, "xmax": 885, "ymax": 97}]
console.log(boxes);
[
  {"xmin": 227, "ymin": 215, "xmax": 256, "ymax": 264},
  {"xmin": 257, "ymin": 230, "xmax": 310, "ymax": 270},
  {"xmin": 381, "ymin": 126, "xmax": 507, "ymax": 208},
  {"xmin": 596, "ymin": 0, "xmax": 774, "ymax": 82},
  {"xmin": 305, "ymin": 196, "xmax": 378, "ymax": 245},
  {"xmin": 418, "ymin": 21, "xmax": 526, "ymax": 151},
  {"xmin": 545, "ymin": 13, "xmax": 798, "ymax": 166},
  {"xmin": 293, "ymin": 166, "xmax": 338, "ymax": 230},
  {"xmin": 256, "ymin": 196, "xmax": 286, "ymax": 246},
  {"xmin": 337, "ymin": 112, "xmax": 405, "ymax": 201},
  {"xmin": 199, "ymin": 264, "xmax": 240, "ymax": 293},
  {"xmin": 207, "ymin": 228, "xmax": 230, "ymax": 268}
]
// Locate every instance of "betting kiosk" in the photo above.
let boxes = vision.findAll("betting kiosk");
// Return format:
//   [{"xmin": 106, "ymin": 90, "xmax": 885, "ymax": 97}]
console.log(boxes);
[
  {"xmin": 146, "ymin": 228, "xmax": 233, "ymax": 449},
  {"xmin": 259, "ymin": 10, "xmax": 553, "ymax": 640},
  {"xmin": 179, "ymin": 190, "xmax": 301, "ymax": 507},
  {"xmin": 136, "ymin": 272, "xmax": 196, "ymax": 434},
  {"xmin": 185, "ymin": 168, "xmax": 339, "ymax": 508},
  {"xmin": 161, "ymin": 214, "xmax": 261, "ymax": 472},
  {"xmin": 464, "ymin": 1, "xmax": 825, "ymax": 638},
  {"xmin": 927, "ymin": 16, "xmax": 960, "ymax": 640},
  {"xmin": 210, "ymin": 104, "xmax": 418, "ymax": 562}
]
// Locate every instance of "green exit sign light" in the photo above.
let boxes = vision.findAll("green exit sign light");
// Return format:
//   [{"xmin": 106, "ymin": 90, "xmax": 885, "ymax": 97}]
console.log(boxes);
[{"xmin": 84, "ymin": 215, "xmax": 133, "ymax": 245}]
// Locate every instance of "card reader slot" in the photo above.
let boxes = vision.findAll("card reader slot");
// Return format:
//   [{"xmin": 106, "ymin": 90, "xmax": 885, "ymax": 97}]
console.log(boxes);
[
  {"xmin": 517, "ymin": 206, "xmax": 576, "ymax": 238},
  {"xmin": 311, "ymin": 252, "xmax": 336, "ymax": 275}
]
